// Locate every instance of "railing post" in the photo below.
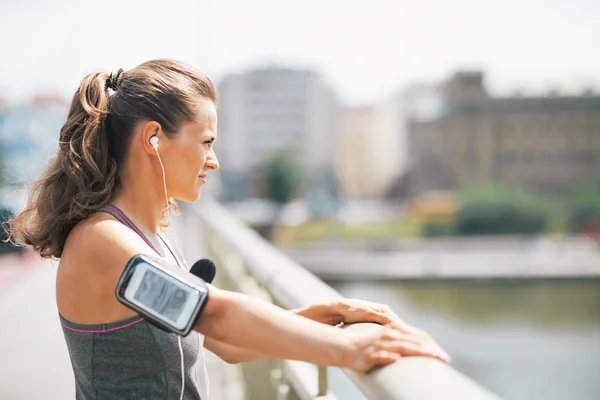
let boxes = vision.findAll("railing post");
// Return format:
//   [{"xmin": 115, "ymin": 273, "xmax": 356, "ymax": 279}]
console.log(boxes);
[
  {"xmin": 277, "ymin": 383, "xmax": 290, "ymax": 400},
  {"xmin": 272, "ymin": 368, "xmax": 290, "ymax": 400},
  {"xmin": 271, "ymin": 368, "xmax": 283, "ymax": 388},
  {"xmin": 317, "ymin": 366, "xmax": 328, "ymax": 397}
]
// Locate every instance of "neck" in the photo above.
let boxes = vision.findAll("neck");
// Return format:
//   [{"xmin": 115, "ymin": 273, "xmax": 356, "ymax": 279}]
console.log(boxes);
[{"xmin": 111, "ymin": 156, "xmax": 167, "ymax": 236}]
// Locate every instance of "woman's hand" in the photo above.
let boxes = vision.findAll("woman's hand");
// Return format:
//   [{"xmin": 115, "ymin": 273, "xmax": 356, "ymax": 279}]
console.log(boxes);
[
  {"xmin": 330, "ymin": 298, "xmax": 451, "ymax": 371},
  {"xmin": 345, "ymin": 322, "xmax": 451, "ymax": 372}
]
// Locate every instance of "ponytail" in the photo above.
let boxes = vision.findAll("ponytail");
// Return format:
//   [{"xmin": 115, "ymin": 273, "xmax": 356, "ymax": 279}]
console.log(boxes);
[{"xmin": 8, "ymin": 71, "xmax": 120, "ymax": 259}]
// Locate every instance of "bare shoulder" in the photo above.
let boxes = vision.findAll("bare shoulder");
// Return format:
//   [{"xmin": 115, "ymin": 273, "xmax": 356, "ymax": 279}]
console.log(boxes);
[
  {"xmin": 64, "ymin": 212, "xmax": 150, "ymax": 270},
  {"xmin": 57, "ymin": 212, "xmax": 154, "ymax": 323}
]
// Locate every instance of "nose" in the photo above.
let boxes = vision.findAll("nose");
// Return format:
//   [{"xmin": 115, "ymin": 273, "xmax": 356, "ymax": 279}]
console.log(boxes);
[{"xmin": 205, "ymin": 148, "xmax": 219, "ymax": 171}]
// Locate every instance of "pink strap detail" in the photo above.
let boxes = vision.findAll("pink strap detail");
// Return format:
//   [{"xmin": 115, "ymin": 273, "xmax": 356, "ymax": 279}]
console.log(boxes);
[
  {"xmin": 101, "ymin": 205, "xmax": 159, "ymax": 254},
  {"xmin": 60, "ymin": 318, "xmax": 144, "ymax": 334}
]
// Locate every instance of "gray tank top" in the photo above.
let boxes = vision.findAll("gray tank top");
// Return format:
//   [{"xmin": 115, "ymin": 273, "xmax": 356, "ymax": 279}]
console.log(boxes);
[{"xmin": 60, "ymin": 204, "xmax": 204, "ymax": 400}]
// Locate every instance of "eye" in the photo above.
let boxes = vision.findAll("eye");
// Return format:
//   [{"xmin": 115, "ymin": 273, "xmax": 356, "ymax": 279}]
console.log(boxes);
[{"xmin": 203, "ymin": 138, "xmax": 215, "ymax": 146}]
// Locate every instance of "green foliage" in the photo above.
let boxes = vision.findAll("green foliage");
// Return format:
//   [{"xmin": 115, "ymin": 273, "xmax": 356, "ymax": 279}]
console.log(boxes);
[
  {"xmin": 260, "ymin": 148, "xmax": 305, "ymax": 205},
  {"xmin": 570, "ymin": 186, "xmax": 600, "ymax": 232},
  {"xmin": 423, "ymin": 221, "xmax": 455, "ymax": 237},
  {"xmin": 454, "ymin": 184, "xmax": 555, "ymax": 235}
]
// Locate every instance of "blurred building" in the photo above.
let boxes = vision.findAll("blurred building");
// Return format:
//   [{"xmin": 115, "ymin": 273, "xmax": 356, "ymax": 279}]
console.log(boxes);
[
  {"xmin": 338, "ymin": 96, "xmax": 407, "ymax": 198},
  {"xmin": 0, "ymin": 98, "xmax": 67, "ymax": 184},
  {"xmin": 216, "ymin": 67, "xmax": 340, "ymax": 209},
  {"xmin": 408, "ymin": 71, "xmax": 600, "ymax": 202}
]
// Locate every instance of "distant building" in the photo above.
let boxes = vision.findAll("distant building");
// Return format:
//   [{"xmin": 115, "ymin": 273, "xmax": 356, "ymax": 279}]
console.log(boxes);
[
  {"xmin": 338, "ymin": 97, "xmax": 406, "ymax": 198},
  {"xmin": 0, "ymin": 101, "xmax": 67, "ymax": 183},
  {"xmin": 216, "ymin": 67, "xmax": 340, "ymax": 208},
  {"xmin": 408, "ymin": 71, "xmax": 600, "ymax": 203}
]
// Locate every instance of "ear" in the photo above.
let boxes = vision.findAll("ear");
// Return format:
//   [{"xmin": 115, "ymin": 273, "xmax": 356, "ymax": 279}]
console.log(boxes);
[{"xmin": 140, "ymin": 121, "xmax": 162, "ymax": 155}]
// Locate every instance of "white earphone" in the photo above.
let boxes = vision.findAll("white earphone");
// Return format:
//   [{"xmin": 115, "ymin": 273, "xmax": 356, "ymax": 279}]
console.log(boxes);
[{"xmin": 149, "ymin": 135, "xmax": 160, "ymax": 150}]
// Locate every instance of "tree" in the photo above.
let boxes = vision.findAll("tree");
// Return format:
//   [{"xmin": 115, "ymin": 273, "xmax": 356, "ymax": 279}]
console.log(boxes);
[
  {"xmin": 260, "ymin": 148, "xmax": 305, "ymax": 206},
  {"xmin": 454, "ymin": 184, "xmax": 555, "ymax": 236},
  {"xmin": 570, "ymin": 186, "xmax": 600, "ymax": 234},
  {"xmin": 258, "ymin": 148, "xmax": 305, "ymax": 241}
]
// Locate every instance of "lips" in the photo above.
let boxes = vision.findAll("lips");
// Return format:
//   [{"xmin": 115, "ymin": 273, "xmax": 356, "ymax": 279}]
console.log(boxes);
[{"xmin": 198, "ymin": 175, "xmax": 207, "ymax": 183}]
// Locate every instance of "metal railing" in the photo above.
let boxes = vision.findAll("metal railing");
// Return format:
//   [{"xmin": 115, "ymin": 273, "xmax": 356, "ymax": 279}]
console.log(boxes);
[{"xmin": 188, "ymin": 199, "xmax": 503, "ymax": 400}]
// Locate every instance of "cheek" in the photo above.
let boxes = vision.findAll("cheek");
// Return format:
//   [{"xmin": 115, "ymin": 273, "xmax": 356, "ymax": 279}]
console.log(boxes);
[
  {"xmin": 187, "ymin": 147, "xmax": 207, "ymax": 171},
  {"xmin": 169, "ymin": 150, "xmax": 198, "ymax": 176},
  {"xmin": 197, "ymin": 147, "xmax": 209, "ymax": 164}
]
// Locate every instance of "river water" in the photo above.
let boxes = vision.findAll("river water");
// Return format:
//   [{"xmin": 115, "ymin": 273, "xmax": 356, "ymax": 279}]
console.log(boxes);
[{"xmin": 328, "ymin": 279, "xmax": 600, "ymax": 400}]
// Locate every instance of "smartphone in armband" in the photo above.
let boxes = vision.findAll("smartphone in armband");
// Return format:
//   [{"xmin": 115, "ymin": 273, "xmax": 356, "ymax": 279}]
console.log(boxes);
[{"xmin": 116, "ymin": 254, "xmax": 210, "ymax": 336}]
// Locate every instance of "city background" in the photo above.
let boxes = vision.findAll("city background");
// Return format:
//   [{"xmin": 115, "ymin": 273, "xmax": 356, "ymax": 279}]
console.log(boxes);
[{"xmin": 1, "ymin": 0, "xmax": 599, "ymax": 399}]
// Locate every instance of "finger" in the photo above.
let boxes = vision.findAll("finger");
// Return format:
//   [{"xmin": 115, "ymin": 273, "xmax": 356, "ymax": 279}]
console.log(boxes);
[
  {"xmin": 375, "ymin": 310, "xmax": 414, "ymax": 331},
  {"xmin": 350, "ymin": 301, "xmax": 406, "ymax": 326},
  {"xmin": 411, "ymin": 330, "xmax": 447, "ymax": 355},
  {"xmin": 376, "ymin": 304, "xmax": 413, "ymax": 328},
  {"xmin": 381, "ymin": 329, "xmax": 433, "ymax": 350},
  {"xmin": 381, "ymin": 327, "xmax": 414, "ymax": 340},
  {"xmin": 401, "ymin": 341, "xmax": 449, "ymax": 363},
  {"xmin": 344, "ymin": 309, "xmax": 395, "ymax": 325},
  {"xmin": 379, "ymin": 326, "xmax": 451, "ymax": 362},
  {"xmin": 365, "ymin": 351, "xmax": 402, "ymax": 371},
  {"xmin": 383, "ymin": 322, "xmax": 425, "ymax": 339},
  {"xmin": 390, "ymin": 322, "xmax": 435, "ymax": 339},
  {"xmin": 381, "ymin": 305, "xmax": 404, "ymax": 323},
  {"xmin": 383, "ymin": 324, "xmax": 448, "ymax": 359},
  {"xmin": 380, "ymin": 330, "xmax": 443, "ymax": 359},
  {"xmin": 384, "ymin": 338, "xmax": 450, "ymax": 363},
  {"xmin": 364, "ymin": 311, "xmax": 395, "ymax": 325},
  {"xmin": 404, "ymin": 332, "xmax": 449, "ymax": 360}
]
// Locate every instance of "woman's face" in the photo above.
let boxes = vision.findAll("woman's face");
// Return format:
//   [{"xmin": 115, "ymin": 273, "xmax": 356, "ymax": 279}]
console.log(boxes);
[{"xmin": 160, "ymin": 98, "xmax": 219, "ymax": 202}]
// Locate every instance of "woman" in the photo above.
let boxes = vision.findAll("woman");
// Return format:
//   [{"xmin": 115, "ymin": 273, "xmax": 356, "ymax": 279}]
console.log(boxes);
[{"xmin": 8, "ymin": 59, "xmax": 448, "ymax": 400}]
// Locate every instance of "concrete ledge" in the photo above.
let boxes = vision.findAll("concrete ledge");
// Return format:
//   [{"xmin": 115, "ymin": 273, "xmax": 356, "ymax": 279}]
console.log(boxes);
[{"xmin": 343, "ymin": 323, "xmax": 502, "ymax": 400}]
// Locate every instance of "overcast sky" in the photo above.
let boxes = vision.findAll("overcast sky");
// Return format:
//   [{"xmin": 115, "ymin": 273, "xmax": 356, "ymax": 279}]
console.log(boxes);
[{"xmin": 1, "ymin": 0, "xmax": 599, "ymax": 105}]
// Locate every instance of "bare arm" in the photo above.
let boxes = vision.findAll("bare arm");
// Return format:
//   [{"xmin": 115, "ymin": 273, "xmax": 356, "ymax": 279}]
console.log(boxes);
[
  {"xmin": 203, "ymin": 303, "xmax": 333, "ymax": 364},
  {"xmin": 204, "ymin": 299, "xmax": 409, "ymax": 365},
  {"xmin": 197, "ymin": 289, "xmax": 354, "ymax": 367}
]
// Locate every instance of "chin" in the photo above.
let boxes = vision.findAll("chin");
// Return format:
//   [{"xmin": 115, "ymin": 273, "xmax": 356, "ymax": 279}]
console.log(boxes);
[
  {"xmin": 188, "ymin": 188, "xmax": 204, "ymax": 202},
  {"xmin": 173, "ymin": 189, "xmax": 202, "ymax": 203}
]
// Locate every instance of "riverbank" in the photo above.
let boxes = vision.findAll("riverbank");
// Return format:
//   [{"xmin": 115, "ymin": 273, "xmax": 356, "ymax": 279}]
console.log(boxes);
[{"xmin": 282, "ymin": 236, "xmax": 600, "ymax": 281}]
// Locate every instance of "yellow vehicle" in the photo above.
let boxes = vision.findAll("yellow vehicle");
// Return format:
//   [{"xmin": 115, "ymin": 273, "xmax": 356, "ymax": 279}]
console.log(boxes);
[{"xmin": 406, "ymin": 191, "xmax": 456, "ymax": 224}]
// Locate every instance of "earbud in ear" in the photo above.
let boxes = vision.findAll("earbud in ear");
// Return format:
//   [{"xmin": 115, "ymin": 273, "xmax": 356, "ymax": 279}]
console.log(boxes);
[{"xmin": 149, "ymin": 136, "xmax": 159, "ymax": 150}]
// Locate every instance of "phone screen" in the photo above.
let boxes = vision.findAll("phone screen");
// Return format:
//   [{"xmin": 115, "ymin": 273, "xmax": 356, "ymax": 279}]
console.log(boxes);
[
  {"xmin": 125, "ymin": 262, "xmax": 201, "ymax": 330},
  {"xmin": 134, "ymin": 268, "xmax": 191, "ymax": 323}
]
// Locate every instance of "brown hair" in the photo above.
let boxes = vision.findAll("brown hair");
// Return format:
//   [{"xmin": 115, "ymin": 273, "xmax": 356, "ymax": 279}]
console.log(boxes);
[{"xmin": 7, "ymin": 59, "xmax": 217, "ymax": 259}]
